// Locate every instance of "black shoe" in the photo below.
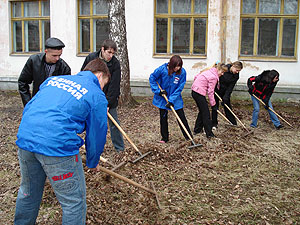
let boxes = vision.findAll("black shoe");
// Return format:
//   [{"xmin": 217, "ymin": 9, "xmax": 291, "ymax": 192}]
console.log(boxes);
[
  {"xmin": 276, "ymin": 124, "xmax": 284, "ymax": 130},
  {"xmin": 206, "ymin": 132, "xmax": 216, "ymax": 139}
]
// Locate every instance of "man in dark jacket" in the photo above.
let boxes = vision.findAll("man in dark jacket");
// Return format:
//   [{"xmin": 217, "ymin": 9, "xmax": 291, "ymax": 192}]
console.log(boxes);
[
  {"xmin": 18, "ymin": 37, "xmax": 71, "ymax": 106},
  {"xmin": 212, "ymin": 61, "xmax": 243, "ymax": 128},
  {"xmin": 247, "ymin": 70, "xmax": 283, "ymax": 129},
  {"xmin": 81, "ymin": 39, "xmax": 124, "ymax": 152}
]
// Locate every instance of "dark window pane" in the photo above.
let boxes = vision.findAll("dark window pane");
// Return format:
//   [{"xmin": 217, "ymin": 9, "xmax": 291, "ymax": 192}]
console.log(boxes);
[
  {"xmin": 172, "ymin": 18, "xmax": 190, "ymax": 53},
  {"xmin": 12, "ymin": 2, "xmax": 22, "ymax": 18},
  {"xmin": 240, "ymin": 18, "xmax": 254, "ymax": 55},
  {"xmin": 79, "ymin": 0, "xmax": 90, "ymax": 15},
  {"xmin": 94, "ymin": 19, "xmax": 109, "ymax": 51},
  {"xmin": 193, "ymin": 18, "xmax": 206, "ymax": 54},
  {"xmin": 284, "ymin": 0, "xmax": 298, "ymax": 14},
  {"xmin": 42, "ymin": 20, "xmax": 51, "ymax": 51},
  {"xmin": 93, "ymin": 0, "xmax": 108, "ymax": 15},
  {"xmin": 259, "ymin": 0, "xmax": 281, "ymax": 14},
  {"xmin": 282, "ymin": 19, "xmax": 296, "ymax": 56},
  {"xmin": 172, "ymin": 0, "xmax": 191, "ymax": 14},
  {"xmin": 42, "ymin": 0, "xmax": 50, "ymax": 16},
  {"xmin": 156, "ymin": 0, "xmax": 168, "ymax": 14},
  {"xmin": 24, "ymin": 2, "xmax": 39, "ymax": 17},
  {"xmin": 258, "ymin": 18, "xmax": 279, "ymax": 56},
  {"xmin": 80, "ymin": 19, "xmax": 90, "ymax": 52},
  {"xmin": 25, "ymin": 21, "xmax": 40, "ymax": 52},
  {"xmin": 194, "ymin": 0, "xmax": 207, "ymax": 14},
  {"xmin": 156, "ymin": 18, "xmax": 167, "ymax": 53},
  {"xmin": 242, "ymin": 0, "xmax": 256, "ymax": 14},
  {"xmin": 13, "ymin": 21, "xmax": 22, "ymax": 52}
]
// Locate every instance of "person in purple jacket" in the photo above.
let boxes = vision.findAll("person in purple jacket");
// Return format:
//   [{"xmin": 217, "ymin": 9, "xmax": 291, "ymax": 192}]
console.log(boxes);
[
  {"xmin": 191, "ymin": 62, "xmax": 228, "ymax": 138},
  {"xmin": 149, "ymin": 55, "xmax": 193, "ymax": 143},
  {"xmin": 14, "ymin": 58, "xmax": 110, "ymax": 225}
]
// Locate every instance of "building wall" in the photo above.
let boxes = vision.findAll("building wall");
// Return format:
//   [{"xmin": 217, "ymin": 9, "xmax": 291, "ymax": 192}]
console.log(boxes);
[{"xmin": 0, "ymin": 0, "xmax": 299, "ymax": 96}]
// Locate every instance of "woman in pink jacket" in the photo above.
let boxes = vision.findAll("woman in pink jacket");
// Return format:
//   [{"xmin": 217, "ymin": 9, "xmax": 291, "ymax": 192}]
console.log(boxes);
[{"xmin": 191, "ymin": 63, "xmax": 228, "ymax": 138}]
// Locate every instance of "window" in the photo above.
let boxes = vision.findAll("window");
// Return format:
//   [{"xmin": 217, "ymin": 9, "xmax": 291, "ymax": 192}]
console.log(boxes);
[
  {"xmin": 154, "ymin": 0, "xmax": 208, "ymax": 56},
  {"xmin": 11, "ymin": 0, "xmax": 50, "ymax": 53},
  {"xmin": 78, "ymin": 0, "xmax": 109, "ymax": 53},
  {"xmin": 240, "ymin": 0, "xmax": 299, "ymax": 60}
]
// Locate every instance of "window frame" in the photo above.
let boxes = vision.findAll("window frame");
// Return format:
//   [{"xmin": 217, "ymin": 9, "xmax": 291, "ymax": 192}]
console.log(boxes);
[
  {"xmin": 153, "ymin": 0, "xmax": 208, "ymax": 58},
  {"xmin": 10, "ymin": 0, "xmax": 50, "ymax": 55},
  {"xmin": 239, "ymin": 0, "xmax": 299, "ymax": 61},
  {"xmin": 77, "ymin": 0, "xmax": 109, "ymax": 56}
]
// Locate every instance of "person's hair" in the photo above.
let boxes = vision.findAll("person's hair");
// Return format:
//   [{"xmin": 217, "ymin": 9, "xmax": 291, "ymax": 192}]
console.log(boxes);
[
  {"xmin": 262, "ymin": 69, "xmax": 279, "ymax": 83},
  {"xmin": 231, "ymin": 61, "xmax": 243, "ymax": 70},
  {"xmin": 83, "ymin": 58, "xmax": 111, "ymax": 80},
  {"xmin": 200, "ymin": 61, "xmax": 228, "ymax": 74},
  {"xmin": 102, "ymin": 39, "xmax": 117, "ymax": 51},
  {"xmin": 168, "ymin": 55, "xmax": 183, "ymax": 75},
  {"xmin": 215, "ymin": 62, "xmax": 228, "ymax": 73}
]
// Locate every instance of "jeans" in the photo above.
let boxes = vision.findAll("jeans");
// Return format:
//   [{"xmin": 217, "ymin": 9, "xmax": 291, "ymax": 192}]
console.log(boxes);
[
  {"xmin": 108, "ymin": 107, "xmax": 124, "ymax": 151},
  {"xmin": 250, "ymin": 95, "xmax": 281, "ymax": 128},
  {"xmin": 14, "ymin": 148, "xmax": 86, "ymax": 225}
]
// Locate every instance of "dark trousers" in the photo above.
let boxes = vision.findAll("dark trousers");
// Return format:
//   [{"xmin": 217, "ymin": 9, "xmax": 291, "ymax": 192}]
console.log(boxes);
[
  {"xmin": 211, "ymin": 93, "xmax": 237, "ymax": 126},
  {"xmin": 159, "ymin": 108, "xmax": 192, "ymax": 142},
  {"xmin": 192, "ymin": 91, "xmax": 213, "ymax": 137}
]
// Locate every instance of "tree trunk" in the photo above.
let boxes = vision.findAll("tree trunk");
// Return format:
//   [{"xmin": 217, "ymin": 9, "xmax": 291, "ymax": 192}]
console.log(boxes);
[{"xmin": 108, "ymin": 0, "xmax": 136, "ymax": 106}]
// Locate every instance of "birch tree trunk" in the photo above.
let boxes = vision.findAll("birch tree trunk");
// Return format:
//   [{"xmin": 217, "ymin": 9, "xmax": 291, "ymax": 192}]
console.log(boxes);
[{"xmin": 108, "ymin": 0, "xmax": 136, "ymax": 106}]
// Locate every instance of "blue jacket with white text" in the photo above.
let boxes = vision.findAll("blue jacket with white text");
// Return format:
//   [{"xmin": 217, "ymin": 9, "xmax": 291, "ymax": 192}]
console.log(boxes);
[
  {"xmin": 149, "ymin": 63, "xmax": 186, "ymax": 110},
  {"xmin": 16, "ymin": 71, "xmax": 108, "ymax": 168}
]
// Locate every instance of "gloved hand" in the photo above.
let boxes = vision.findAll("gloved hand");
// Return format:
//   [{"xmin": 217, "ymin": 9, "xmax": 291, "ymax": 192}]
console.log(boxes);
[
  {"xmin": 211, "ymin": 104, "xmax": 218, "ymax": 111},
  {"xmin": 159, "ymin": 90, "xmax": 167, "ymax": 96},
  {"xmin": 165, "ymin": 101, "xmax": 174, "ymax": 109}
]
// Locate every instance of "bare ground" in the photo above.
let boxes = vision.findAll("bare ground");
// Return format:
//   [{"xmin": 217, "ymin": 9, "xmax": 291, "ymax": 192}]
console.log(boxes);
[{"xmin": 0, "ymin": 90, "xmax": 299, "ymax": 224}]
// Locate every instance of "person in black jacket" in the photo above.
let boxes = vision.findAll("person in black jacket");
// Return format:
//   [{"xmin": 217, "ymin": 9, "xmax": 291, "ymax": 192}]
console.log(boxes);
[
  {"xmin": 247, "ymin": 70, "xmax": 283, "ymax": 129},
  {"xmin": 18, "ymin": 37, "xmax": 71, "ymax": 106},
  {"xmin": 81, "ymin": 39, "xmax": 124, "ymax": 152},
  {"xmin": 211, "ymin": 61, "xmax": 243, "ymax": 129}
]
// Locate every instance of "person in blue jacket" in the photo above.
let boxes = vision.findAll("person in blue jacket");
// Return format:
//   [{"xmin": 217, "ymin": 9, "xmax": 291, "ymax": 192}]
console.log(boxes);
[
  {"xmin": 149, "ymin": 55, "xmax": 192, "ymax": 143},
  {"xmin": 14, "ymin": 58, "xmax": 110, "ymax": 225}
]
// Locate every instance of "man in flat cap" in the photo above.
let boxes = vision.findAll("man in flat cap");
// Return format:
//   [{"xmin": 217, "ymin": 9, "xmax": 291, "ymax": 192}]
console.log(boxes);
[{"xmin": 18, "ymin": 37, "xmax": 71, "ymax": 106}]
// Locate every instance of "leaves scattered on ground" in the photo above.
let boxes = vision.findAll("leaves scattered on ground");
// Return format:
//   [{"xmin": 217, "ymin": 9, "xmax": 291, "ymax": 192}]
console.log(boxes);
[{"xmin": 0, "ymin": 91, "xmax": 299, "ymax": 224}]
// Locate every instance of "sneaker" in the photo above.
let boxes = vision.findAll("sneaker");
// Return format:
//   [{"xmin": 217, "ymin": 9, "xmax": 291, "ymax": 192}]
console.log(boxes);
[
  {"xmin": 212, "ymin": 126, "xmax": 217, "ymax": 131},
  {"xmin": 159, "ymin": 140, "xmax": 166, "ymax": 143},
  {"xmin": 275, "ymin": 124, "xmax": 284, "ymax": 130}
]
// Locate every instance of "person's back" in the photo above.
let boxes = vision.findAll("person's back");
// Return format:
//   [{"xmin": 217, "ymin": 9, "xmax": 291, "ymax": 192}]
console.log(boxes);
[
  {"xmin": 17, "ymin": 71, "xmax": 107, "ymax": 162},
  {"xmin": 14, "ymin": 59, "xmax": 110, "ymax": 225}
]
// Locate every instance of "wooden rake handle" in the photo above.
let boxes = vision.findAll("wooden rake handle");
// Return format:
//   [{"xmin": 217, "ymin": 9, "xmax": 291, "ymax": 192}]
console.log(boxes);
[
  {"xmin": 98, "ymin": 166, "xmax": 157, "ymax": 195},
  {"xmin": 107, "ymin": 112, "xmax": 142, "ymax": 154},
  {"xmin": 215, "ymin": 92, "xmax": 248, "ymax": 130},
  {"xmin": 252, "ymin": 94, "xmax": 293, "ymax": 128},
  {"xmin": 156, "ymin": 82, "xmax": 194, "ymax": 143},
  {"xmin": 217, "ymin": 109, "xmax": 232, "ymax": 125}
]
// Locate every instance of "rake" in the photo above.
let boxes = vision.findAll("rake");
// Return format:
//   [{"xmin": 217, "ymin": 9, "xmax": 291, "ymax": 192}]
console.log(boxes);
[
  {"xmin": 157, "ymin": 82, "xmax": 202, "ymax": 149},
  {"xmin": 107, "ymin": 113, "xmax": 151, "ymax": 163},
  {"xmin": 215, "ymin": 92, "xmax": 254, "ymax": 137},
  {"xmin": 252, "ymin": 94, "xmax": 293, "ymax": 128}
]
